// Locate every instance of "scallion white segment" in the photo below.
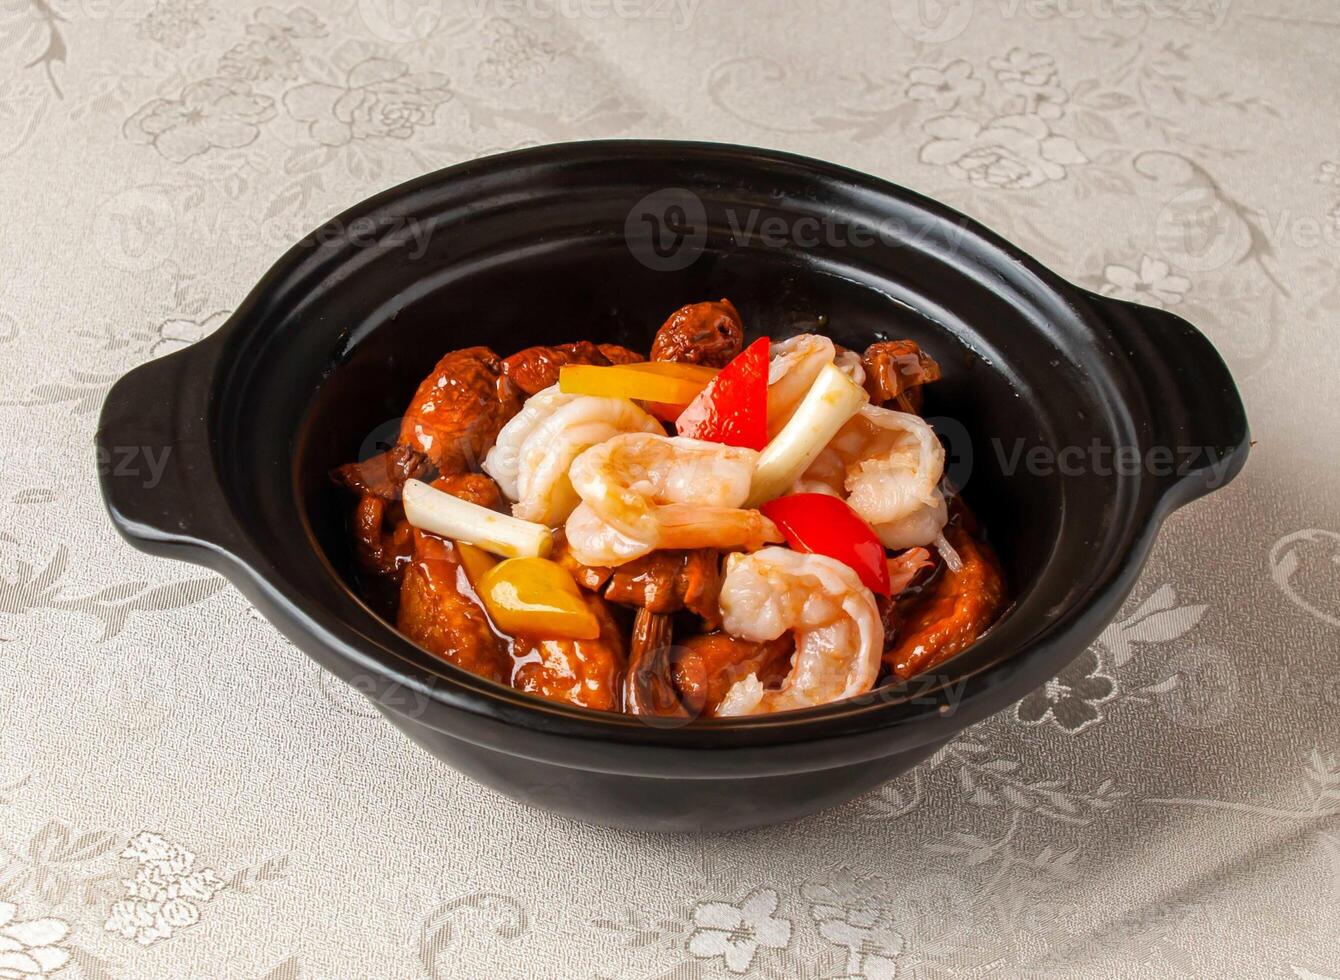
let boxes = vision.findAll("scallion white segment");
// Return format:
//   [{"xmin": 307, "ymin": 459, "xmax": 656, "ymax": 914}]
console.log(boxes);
[
  {"xmin": 402, "ymin": 479, "xmax": 553, "ymax": 559},
  {"xmin": 745, "ymin": 363, "xmax": 868, "ymax": 508}
]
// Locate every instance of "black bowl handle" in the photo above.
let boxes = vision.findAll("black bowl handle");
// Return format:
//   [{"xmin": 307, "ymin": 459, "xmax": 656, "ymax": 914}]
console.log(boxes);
[
  {"xmin": 1089, "ymin": 293, "xmax": 1250, "ymax": 513},
  {"xmin": 96, "ymin": 337, "xmax": 249, "ymax": 567}
]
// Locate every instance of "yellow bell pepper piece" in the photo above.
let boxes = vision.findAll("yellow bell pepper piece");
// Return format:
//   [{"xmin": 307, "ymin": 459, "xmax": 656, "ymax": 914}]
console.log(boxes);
[
  {"xmin": 558, "ymin": 362, "xmax": 717, "ymax": 406},
  {"xmin": 455, "ymin": 542, "xmax": 498, "ymax": 590},
  {"xmin": 477, "ymin": 557, "xmax": 601, "ymax": 640}
]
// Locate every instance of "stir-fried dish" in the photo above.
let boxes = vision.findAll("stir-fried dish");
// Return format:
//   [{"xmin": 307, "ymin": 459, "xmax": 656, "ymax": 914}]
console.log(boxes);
[{"xmin": 333, "ymin": 300, "xmax": 1006, "ymax": 717}]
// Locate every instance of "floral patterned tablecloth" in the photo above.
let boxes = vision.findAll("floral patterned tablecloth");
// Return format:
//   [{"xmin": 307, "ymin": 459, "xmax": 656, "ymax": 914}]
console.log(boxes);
[{"xmin": 1, "ymin": 1, "xmax": 1337, "ymax": 977}]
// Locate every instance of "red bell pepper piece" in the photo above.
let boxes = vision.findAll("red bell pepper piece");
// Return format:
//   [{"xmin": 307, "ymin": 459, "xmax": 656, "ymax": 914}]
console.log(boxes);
[
  {"xmin": 675, "ymin": 337, "xmax": 770, "ymax": 450},
  {"xmin": 760, "ymin": 493, "xmax": 892, "ymax": 596}
]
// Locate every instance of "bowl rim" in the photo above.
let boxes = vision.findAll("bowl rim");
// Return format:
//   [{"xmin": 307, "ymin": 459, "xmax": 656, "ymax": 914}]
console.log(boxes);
[{"xmin": 100, "ymin": 138, "xmax": 1249, "ymax": 757}]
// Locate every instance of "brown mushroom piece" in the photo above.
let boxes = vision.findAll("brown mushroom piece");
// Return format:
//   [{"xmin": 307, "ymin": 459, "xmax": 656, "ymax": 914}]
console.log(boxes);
[
  {"xmin": 428, "ymin": 472, "xmax": 504, "ymax": 510},
  {"xmin": 861, "ymin": 340, "xmax": 942, "ymax": 414},
  {"xmin": 350, "ymin": 494, "xmax": 415, "ymax": 578},
  {"xmin": 550, "ymin": 530, "xmax": 613, "ymax": 592},
  {"xmin": 345, "ymin": 470, "xmax": 506, "ymax": 586},
  {"xmin": 650, "ymin": 299, "xmax": 744, "ymax": 368},
  {"xmin": 335, "ymin": 445, "xmax": 431, "ymax": 578},
  {"xmin": 397, "ymin": 529, "xmax": 511, "ymax": 684},
  {"xmin": 336, "ymin": 347, "xmax": 519, "ymax": 501},
  {"xmin": 600, "ymin": 550, "xmax": 725, "ymax": 717},
  {"xmin": 332, "ymin": 443, "xmax": 432, "ymax": 501},
  {"xmin": 501, "ymin": 340, "xmax": 645, "ymax": 397},
  {"xmin": 672, "ymin": 632, "xmax": 795, "ymax": 718},
  {"xmin": 401, "ymin": 514, "xmax": 628, "ymax": 710},
  {"xmin": 598, "ymin": 343, "xmax": 645, "ymax": 366},
  {"xmin": 510, "ymin": 594, "xmax": 627, "ymax": 712},
  {"xmin": 884, "ymin": 523, "xmax": 1006, "ymax": 680},
  {"xmin": 336, "ymin": 347, "xmax": 519, "ymax": 584},
  {"xmin": 603, "ymin": 549, "xmax": 723, "ymax": 625},
  {"xmin": 399, "ymin": 346, "xmax": 523, "ymax": 474},
  {"xmin": 624, "ymin": 607, "xmax": 685, "ymax": 717}
]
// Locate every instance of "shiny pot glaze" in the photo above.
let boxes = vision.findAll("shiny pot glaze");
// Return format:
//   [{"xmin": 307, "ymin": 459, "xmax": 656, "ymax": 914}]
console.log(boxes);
[{"xmin": 96, "ymin": 141, "xmax": 1249, "ymax": 830}]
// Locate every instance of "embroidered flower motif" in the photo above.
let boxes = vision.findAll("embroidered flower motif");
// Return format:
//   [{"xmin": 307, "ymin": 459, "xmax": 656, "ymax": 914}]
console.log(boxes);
[
  {"xmin": 139, "ymin": 0, "xmax": 213, "ymax": 49},
  {"xmin": 1317, "ymin": 161, "xmax": 1339, "ymax": 186},
  {"xmin": 818, "ymin": 915, "xmax": 902, "ymax": 979},
  {"xmin": 125, "ymin": 78, "xmax": 276, "ymax": 162},
  {"xmin": 0, "ymin": 903, "xmax": 71, "ymax": 979},
  {"xmin": 104, "ymin": 832, "xmax": 224, "ymax": 947},
  {"xmin": 1095, "ymin": 582, "xmax": 1207, "ymax": 669},
  {"xmin": 686, "ymin": 887, "xmax": 791, "ymax": 974},
  {"xmin": 905, "ymin": 60, "xmax": 983, "ymax": 110},
  {"xmin": 920, "ymin": 114, "xmax": 1087, "ymax": 189},
  {"xmin": 1099, "ymin": 255, "xmax": 1191, "ymax": 308},
  {"xmin": 283, "ymin": 58, "xmax": 451, "ymax": 146},
  {"xmin": 475, "ymin": 19, "xmax": 557, "ymax": 88},
  {"xmin": 1016, "ymin": 83, "xmax": 1068, "ymax": 119},
  {"xmin": 1015, "ymin": 649, "xmax": 1116, "ymax": 732},
  {"xmin": 986, "ymin": 48, "xmax": 1069, "ymax": 118},
  {"xmin": 989, "ymin": 48, "xmax": 1057, "ymax": 87},
  {"xmin": 220, "ymin": 32, "xmax": 300, "ymax": 81},
  {"xmin": 219, "ymin": 7, "xmax": 326, "ymax": 81},
  {"xmin": 803, "ymin": 873, "xmax": 903, "ymax": 980}
]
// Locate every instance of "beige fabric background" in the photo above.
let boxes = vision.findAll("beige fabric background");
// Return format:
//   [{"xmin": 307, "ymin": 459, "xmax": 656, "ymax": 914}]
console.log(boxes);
[{"xmin": 1, "ymin": 0, "xmax": 1337, "ymax": 977}]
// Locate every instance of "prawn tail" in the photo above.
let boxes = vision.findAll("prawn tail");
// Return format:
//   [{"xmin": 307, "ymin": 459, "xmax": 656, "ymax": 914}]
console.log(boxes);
[{"xmin": 887, "ymin": 546, "xmax": 934, "ymax": 595}]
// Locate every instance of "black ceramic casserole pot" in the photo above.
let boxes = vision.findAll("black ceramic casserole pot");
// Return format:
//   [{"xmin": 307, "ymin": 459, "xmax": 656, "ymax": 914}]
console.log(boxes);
[{"xmin": 96, "ymin": 141, "xmax": 1248, "ymax": 831}]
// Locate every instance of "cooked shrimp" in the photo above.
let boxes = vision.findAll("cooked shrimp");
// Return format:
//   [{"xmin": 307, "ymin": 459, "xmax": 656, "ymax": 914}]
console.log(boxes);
[
  {"xmin": 795, "ymin": 404, "xmax": 950, "ymax": 552},
  {"xmin": 564, "ymin": 502, "xmax": 653, "ymax": 566},
  {"xmin": 564, "ymin": 433, "xmax": 780, "ymax": 566},
  {"xmin": 714, "ymin": 548, "xmax": 883, "ymax": 715},
  {"xmin": 766, "ymin": 334, "xmax": 836, "ymax": 437},
  {"xmin": 482, "ymin": 385, "xmax": 662, "ymax": 527},
  {"xmin": 886, "ymin": 546, "xmax": 934, "ymax": 595}
]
